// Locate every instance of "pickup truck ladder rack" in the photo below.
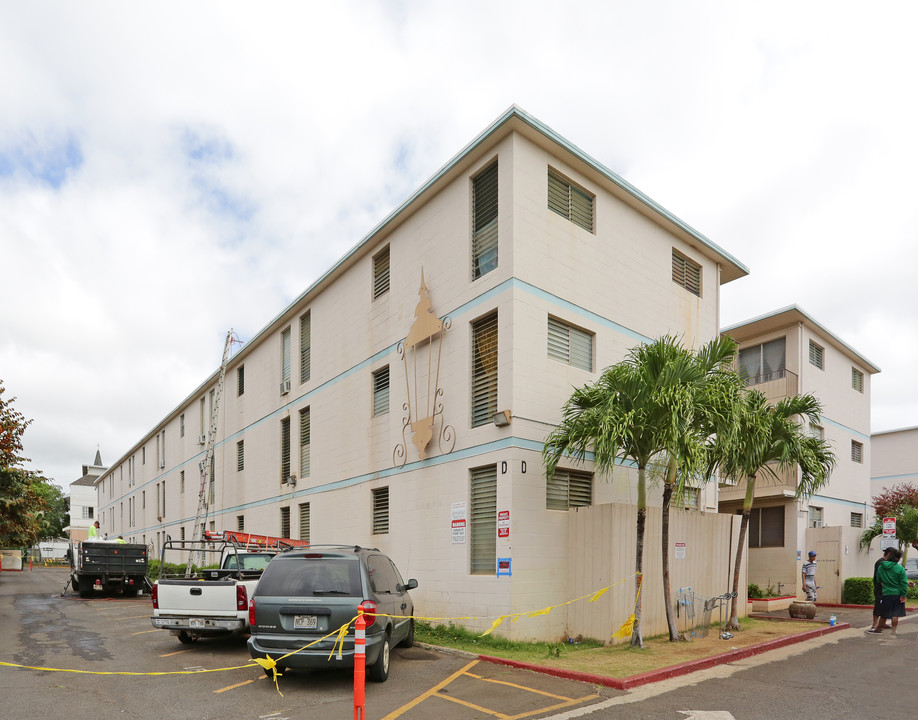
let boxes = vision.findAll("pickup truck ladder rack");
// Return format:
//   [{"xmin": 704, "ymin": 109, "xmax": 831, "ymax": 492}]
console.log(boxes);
[{"xmin": 186, "ymin": 330, "xmax": 238, "ymax": 576}]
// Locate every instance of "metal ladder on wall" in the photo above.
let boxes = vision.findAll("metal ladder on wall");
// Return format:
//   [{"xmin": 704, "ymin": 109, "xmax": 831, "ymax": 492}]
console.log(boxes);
[{"xmin": 185, "ymin": 330, "xmax": 238, "ymax": 576}]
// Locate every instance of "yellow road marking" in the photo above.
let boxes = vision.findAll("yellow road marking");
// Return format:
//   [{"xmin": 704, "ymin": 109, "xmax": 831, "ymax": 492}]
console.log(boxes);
[
  {"xmin": 503, "ymin": 695, "xmax": 601, "ymax": 720},
  {"xmin": 215, "ymin": 679, "xmax": 255, "ymax": 693},
  {"xmin": 131, "ymin": 629, "xmax": 161, "ymax": 635},
  {"xmin": 380, "ymin": 659, "xmax": 480, "ymax": 720},
  {"xmin": 435, "ymin": 692, "xmax": 509, "ymax": 718},
  {"xmin": 473, "ymin": 675, "xmax": 574, "ymax": 701},
  {"xmin": 160, "ymin": 649, "xmax": 193, "ymax": 657}
]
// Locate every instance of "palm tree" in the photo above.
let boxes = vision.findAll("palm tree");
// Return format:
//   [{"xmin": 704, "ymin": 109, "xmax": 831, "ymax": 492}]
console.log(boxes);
[
  {"xmin": 719, "ymin": 391, "xmax": 835, "ymax": 630},
  {"xmin": 542, "ymin": 336, "xmax": 737, "ymax": 647},
  {"xmin": 658, "ymin": 338, "xmax": 743, "ymax": 641}
]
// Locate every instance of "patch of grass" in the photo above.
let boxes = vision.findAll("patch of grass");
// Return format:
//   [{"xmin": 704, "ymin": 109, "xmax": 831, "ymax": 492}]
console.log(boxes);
[{"xmin": 417, "ymin": 617, "xmax": 816, "ymax": 679}]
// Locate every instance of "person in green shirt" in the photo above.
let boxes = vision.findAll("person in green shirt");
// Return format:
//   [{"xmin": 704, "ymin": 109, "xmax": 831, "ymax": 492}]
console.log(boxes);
[
  {"xmin": 871, "ymin": 548, "xmax": 909, "ymax": 636},
  {"xmin": 88, "ymin": 521, "xmax": 100, "ymax": 538}
]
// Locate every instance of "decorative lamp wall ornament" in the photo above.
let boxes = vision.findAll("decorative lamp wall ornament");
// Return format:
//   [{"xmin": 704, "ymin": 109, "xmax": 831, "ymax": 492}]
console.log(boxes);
[{"xmin": 393, "ymin": 270, "xmax": 455, "ymax": 467}]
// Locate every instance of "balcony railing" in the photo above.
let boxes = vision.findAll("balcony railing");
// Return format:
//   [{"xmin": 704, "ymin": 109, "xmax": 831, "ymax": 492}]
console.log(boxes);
[{"xmin": 741, "ymin": 368, "xmax": 798, "ymax": 400}]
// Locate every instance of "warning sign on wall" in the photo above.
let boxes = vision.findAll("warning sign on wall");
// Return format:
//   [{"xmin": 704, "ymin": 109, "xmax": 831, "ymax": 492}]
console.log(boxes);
[{"xmin": 498, "ymin": 510, "xmax": 510, "ymax": 539}]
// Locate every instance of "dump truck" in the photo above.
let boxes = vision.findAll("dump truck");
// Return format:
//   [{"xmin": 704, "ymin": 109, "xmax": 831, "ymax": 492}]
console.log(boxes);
[{"xmin": 69, "ymin": 540, "xmax": 149, "ymax": 597}]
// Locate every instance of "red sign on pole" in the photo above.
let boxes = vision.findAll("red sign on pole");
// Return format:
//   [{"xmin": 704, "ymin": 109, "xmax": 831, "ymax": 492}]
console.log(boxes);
[{"xmin": 882, "ymin": 517, "xmax": 896, "ymax": 535}]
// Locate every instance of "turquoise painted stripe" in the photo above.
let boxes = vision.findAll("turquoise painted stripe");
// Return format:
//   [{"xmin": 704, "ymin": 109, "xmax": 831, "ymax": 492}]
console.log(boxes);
[
  {"xmin": 101, "ymin": 275, "xmax": 652, "ymax": 513},
  {"xmin": 870, "ymin": 472, "xmax": 918, "ymax": 482},
  {"xmin": 808, "ymin": 494, "xmax": 870, "ymax": 510},
  {"xmin": 114, "ymin": 436, "xmax": 640, "ymax": 535},
  {"xmin": 820, "ymin": 416, "xmax": 870, "ymax": 441}
]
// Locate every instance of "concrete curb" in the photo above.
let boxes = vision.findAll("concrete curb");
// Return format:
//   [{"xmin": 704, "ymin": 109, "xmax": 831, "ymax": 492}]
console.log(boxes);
[{"xmin": 477, "ymin": 622, "xmax": 850, "ymax": 690}]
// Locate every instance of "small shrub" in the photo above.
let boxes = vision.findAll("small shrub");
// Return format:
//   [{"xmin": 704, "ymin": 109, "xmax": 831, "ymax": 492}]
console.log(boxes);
[
  {"xmin": 842, "ymin": 577, "xmax": 873, "ymax": 605},
  {"xmin": 907, "ymin": 583, "xmax": 918, "ymax": 601},
  {"xmin": 748, "ymin": 583, "xmax": 763, "ymax": 599}
]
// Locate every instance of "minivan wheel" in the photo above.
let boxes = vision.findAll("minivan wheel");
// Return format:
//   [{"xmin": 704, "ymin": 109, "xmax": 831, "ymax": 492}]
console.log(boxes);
[
  {"xmin": 398, "ymin": 618, "xmax": 414, "ymax": 649},
  {"xmin": 369, "ymin": 634, "xmax": 390, "ymax": 682}
]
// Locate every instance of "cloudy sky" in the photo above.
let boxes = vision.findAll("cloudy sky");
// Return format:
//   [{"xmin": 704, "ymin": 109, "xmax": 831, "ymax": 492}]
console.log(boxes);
[{"xmin": 2, "ymin": 1, "xmax": 916, "ymax": 488}]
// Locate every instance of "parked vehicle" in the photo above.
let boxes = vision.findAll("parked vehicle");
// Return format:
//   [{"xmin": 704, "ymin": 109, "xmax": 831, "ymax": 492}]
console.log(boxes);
[
  {"xmin": 151, "ymin": 531, "xmax": 306, "ymax": 644},
  {"xmin": 69, "ymin": 540, "xmax": 148, "ymax": 597},
  {"xmin": 247, "ymin": 545, "xmax": 418, "ymax": 682}
]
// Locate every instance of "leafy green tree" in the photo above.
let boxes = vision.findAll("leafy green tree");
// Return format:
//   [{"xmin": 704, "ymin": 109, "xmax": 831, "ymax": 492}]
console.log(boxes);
[
  {"xmin": 719, "ymin": 391, "xmax": 835, "ymax": 630},
  {"xmin": 543, "ymin": 336, "xmax": 739, "ymax": 647},
  {"xmin": 858, "ymin": 484, "xmax": 918, "ymax": 563},
  {"xmin": 0, "ymin": 380, "xmax": 51, "ymax": 547},
  {"xmin": 34, "ymin": 481, "xmax": 69, "ymax": 540}
]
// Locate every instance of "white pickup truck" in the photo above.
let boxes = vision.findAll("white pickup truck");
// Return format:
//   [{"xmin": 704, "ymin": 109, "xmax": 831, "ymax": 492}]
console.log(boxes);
[{"xmin": 151, "ymin": 535, "xmax": 290, "ymax": 644}]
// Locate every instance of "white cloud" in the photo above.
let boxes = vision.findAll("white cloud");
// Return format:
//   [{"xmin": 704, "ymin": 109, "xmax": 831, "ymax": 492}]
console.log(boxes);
[{"xmin": 1, "ymin": 0, "xmax": 916, "ymax": 485}]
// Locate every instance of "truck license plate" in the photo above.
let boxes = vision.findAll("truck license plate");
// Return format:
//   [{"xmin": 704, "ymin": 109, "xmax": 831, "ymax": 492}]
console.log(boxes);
[
  {"xmin": 294, "ymin": 615, "xmax": 317, "ymax": 629},
  {"xmin": 189, "ymin": 618, "xmax": 205, "ymax": 629}
]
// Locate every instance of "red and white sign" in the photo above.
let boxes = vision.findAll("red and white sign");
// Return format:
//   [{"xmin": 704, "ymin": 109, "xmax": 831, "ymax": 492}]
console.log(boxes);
[
  {"xmin": 497, "ymin": 510, "xmax": 510, "ymax": 539},
  {"xmin": 451, "ymin": 519, "xmax": 466, "ymax": 544},
  {"xmin": 675, "ymin": 542, "xmax": 686, "ymax": 559},
  {"xmin": 882, "ymin": 517, "xmax": 896, "ymax": 535}
]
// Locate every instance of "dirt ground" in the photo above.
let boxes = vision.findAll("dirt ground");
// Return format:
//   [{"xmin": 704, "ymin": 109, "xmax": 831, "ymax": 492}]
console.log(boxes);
[{"xmin": 518, "ymin": 618, "xmax": 820, "ymax": 678}]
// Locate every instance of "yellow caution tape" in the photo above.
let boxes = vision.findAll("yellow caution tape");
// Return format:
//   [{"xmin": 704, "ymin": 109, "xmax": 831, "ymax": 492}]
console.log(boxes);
[{"xmin": 1, "ymin": 575, "xmax": 641, "ymax": 696}]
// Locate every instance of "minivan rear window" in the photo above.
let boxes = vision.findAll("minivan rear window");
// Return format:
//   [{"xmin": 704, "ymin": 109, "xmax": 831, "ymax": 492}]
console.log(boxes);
[{"xmin": 257, "ymin": 557, "xmax": 362, "ymax": 597}]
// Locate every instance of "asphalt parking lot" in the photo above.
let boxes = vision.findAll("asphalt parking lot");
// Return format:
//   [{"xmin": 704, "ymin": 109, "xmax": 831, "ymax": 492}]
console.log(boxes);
[{"xmin": 0, "ymin": 568, "xmax": 619, "ymax": 720}]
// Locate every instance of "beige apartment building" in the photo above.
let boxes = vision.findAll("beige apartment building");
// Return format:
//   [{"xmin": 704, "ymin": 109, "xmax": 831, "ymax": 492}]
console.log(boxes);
[
  {"xmin": 721, "ymin": 306, "xmax": 880, "ymax": 602},
  {"xmin": 870, "ymin": 426, "xmax": 918, "ymax": 498},
  {"xmin": 93, "ymin": 106, "xmax": 750, "ymax": 640}
]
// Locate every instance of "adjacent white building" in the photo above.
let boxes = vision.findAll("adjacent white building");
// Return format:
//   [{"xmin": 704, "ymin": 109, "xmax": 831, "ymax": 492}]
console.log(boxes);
[
  {"xmin": 871, "ymin": 426, "xmax": 918, "ymax": 496},
  {"xmin": 67, "ymin": 449, "xmax": 105, "ymax": 542},
  {"xmin": 720, "ymin": 306, "xmax": 880, "ymax": 601}
]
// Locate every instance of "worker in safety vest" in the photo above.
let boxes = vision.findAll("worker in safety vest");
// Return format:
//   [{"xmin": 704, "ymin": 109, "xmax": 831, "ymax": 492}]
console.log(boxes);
[
  {"xmin": 88, "ymin": 521, "xmax": 100, "ymax": 538},
  {"xmin": 116, "ymin": 536, "xmax": 126, "ymax": 544}
]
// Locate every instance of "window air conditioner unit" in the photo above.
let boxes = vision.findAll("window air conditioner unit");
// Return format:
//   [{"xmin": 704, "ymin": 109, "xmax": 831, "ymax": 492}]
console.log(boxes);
[
  {"xmin": 159, "ymin": 462, "xmax": 165, "ymax": 470},
  {"xmin": 197, "ymin": 434, "xmax": 207, "ymax": 445},
  {"xmin": 813, "ymin": 521, "xmax": 823, "ymax": 528},
  {"xmin": 285, "ymin": 475, "xmax": 297, "ymax": 486},
  {"xmin": 280, "ymin": 380, "xmax": 291, "ymax": 395}
]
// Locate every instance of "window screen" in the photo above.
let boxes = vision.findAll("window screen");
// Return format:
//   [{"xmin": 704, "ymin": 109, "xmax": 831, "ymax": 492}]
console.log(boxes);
[
  {"xmin": 373, "ymin": 246, "xmax": 390, "ymax": 299},
  {"xmin": 546, "ymin": 469, "xmax": 592, "ymax": 510},
  {"xmin": 470, "ymin": 465, "xmax": 497, "ymax": 574},
  {"xmin": 280, "ymin": 417, "xmax": 291, "ymax": 481},
  {"xmin": 300, "ymin": 311, "xmax": 311, "ymax": 384},
  {"xmin": 373, "ymin": 366, "xmax": 390, "ymax": 416},
  {"xmin": 548, "ymin": 168, "xmax": 594, "ymax": 232},
  {"xmin": 471, "ymin": 313, "xmax": 498, "ymax": 427},
  {"xmin": 372, "ymin": 487, "xmax": 389, "ymax": 534},
  {"xmin": 547, "ymin": 317, "xmax": 593, "ymax": 371},
  {"xmin": 672, "ymin": 249, "xmax": 702, "ymax": 296},
  {"xmin": 299, "ymin": 408, "xmax": 310, "ymax": 479},
  {"xmin": 472, "ymin": 163, "xmax": 498, "ymax": 279}
]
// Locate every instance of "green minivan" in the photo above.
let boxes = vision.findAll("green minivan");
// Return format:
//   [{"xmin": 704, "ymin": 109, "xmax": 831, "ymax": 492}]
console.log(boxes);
[{"xmin": 247, "ymin": 545, "xmax": 418, "ymax": 682}]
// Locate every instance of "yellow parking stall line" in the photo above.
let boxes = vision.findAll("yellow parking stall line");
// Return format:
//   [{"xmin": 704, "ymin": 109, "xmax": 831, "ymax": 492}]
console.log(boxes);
[
  {"xmin": 470, "ymin": 675, "xmax": 575, "ymax": 701},
  {"xmin": 434, "ymin": 692, "xmax": 509, "ymax": 718},
  {"xmin": 160, "ymin": 649, "xmax": 193, "ymax": 658},
  {"xmin": 131, "ymin": 629, "xmax": 161, "ymax": 635},
  {"xmin": 379, "ymin": 659, "xmax": 480, "ymax": 720},
  {"xmin": 503, "ymin": 695, "xmax": 600, "ymax": 720},
  {"xmin": 214, "ymin": 678, "xmax": 256, "ymax": 693}
]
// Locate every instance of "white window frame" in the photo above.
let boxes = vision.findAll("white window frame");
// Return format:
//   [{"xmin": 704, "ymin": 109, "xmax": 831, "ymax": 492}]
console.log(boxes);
[
  {"xmin": 547, "ymin": 167, "xmax": 594, "ymax": 233},
  {"xmin": 672, "ymin": 249, "xmax": 702, "ymax": 296},
  {"xmin": 547, "ymin": 317, "xmax": 593, "ymax": 371},
  {"xmin": 546, "ymin": 469, "xmax": 593, "ymax": 510},
  {"xmin": 471, "ymin": 162, "xmax": 498, "ymax": 280},
  {"xmin": 809, "ymin": 340, "xmax": 824, "ymax": 370}
]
